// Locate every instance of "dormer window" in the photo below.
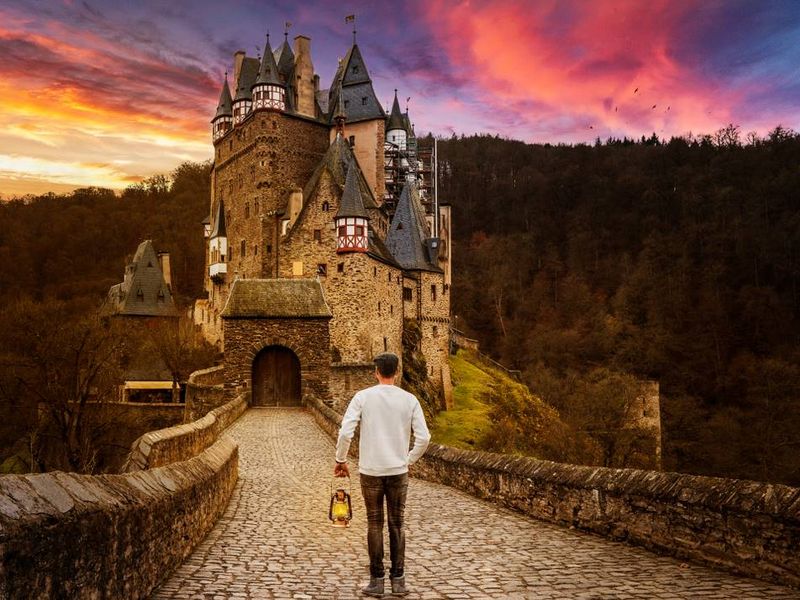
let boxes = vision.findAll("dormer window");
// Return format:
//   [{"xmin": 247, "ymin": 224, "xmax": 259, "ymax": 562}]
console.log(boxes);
[
  {"xmin": 352, "ymin": 65, "xmax": 359, "ymax": 74},
  {"xmin": 157, "ymin": 288, "xmax": 165, "ymax": 302},
  {"xmin": 344, "ymin": 100, "xmax": 349, "ymax": 109},
  {"xmin": 361, "ymin": 97, "xmax": 367, "ymax": 105},
  {"xmin": 136, "ymin": 287, "xmax": 144, "ymax": 301}
]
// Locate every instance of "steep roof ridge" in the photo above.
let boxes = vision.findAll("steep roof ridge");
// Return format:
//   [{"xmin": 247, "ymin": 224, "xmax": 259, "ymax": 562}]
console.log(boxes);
[
  {"xmin": 336, "ymin": 159, "xmax": 369, "ymax": 219},
  {"xmin": 107, "ymin": 240, "xmax": 178, "ymax": 317},
  {"xmin": 254, "ymin": 35, "xmax": 283, "ymax": 87},
  {"xmin": 214, "ymin": 76, "xmax": 233, "ymax": 119},
  {"xmin": 210, "ymin": 199, "xmax": 226, "ymax": 238},
  {"xmin": 234, "ymin": 57, "xmax": 260, "ymax": 101},
  {"xmin": 386, "ymin": 90, "xmax": 405, "ymax": 132},
  {"xmin": 385, "ymin": 183, "xmax": 441, "ymax": 272}
]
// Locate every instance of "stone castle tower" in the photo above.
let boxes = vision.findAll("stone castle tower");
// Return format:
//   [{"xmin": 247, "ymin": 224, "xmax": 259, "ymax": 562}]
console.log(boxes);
[{"xmin": 193, "ymin": 29, "xmax": 452, "ymax": 410}]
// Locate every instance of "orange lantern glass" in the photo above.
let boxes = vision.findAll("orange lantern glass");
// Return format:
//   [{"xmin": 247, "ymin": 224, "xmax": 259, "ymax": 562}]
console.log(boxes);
[{"xmin": 329, "ymin": 476, "xmax": 353, "ymax": 527}]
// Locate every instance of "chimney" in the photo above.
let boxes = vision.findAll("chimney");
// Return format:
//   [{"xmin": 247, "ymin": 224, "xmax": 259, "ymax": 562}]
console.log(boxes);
[
  {"xmin": 233, "ymin": 50, "xmax": 246, "ymax": 86},
  {"xmin": 158, "ymin": 252, "xmax": 172, "ymax": 290},
  {"xmin": 293, "ymin": 35, "xmax": 316, "ymax": 118},
  {"xmin": 425, "ymin": 239, "xmax": 440, "ymax": 266}
]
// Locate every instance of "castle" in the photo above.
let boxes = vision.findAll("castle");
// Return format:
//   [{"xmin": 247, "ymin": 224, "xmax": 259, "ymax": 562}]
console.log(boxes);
[{"xmin": 193, "ymin": 28, "xmax": 452, "ymax": 410}]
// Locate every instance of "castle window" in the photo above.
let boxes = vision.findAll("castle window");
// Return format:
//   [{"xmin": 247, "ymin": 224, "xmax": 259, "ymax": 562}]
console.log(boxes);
[
  {"xmin": 403, "ymin": 287, "xmax": 412, "ymax": 301},
  {"xmin": 361, "ymin": 97, "xmax": 367, "ymax": 106},
  {"xmin": 317, "ymin": 263, "xmax": 327, "ymax": 277},
  {"xmin": 373, "ymin": 267, "xmax": 377, "ymax": 277},
  {"xmin": 245, "ymin": 203, "xmax": 250, "ymax": 218},
  {"xmin": 378, "ymin": 301, "xmax": 381, "ymax": 313},
  {"xmin": 241, "ymin": 240, "xmax": 246, "ymax": 257},
  {"xmin": 433, "ymin": 326, "xmax": 438, "ymax": 337},
  {"xmin": 349, "ymin": 135, "xmax": 355, "ymax": 147},
  {"xmin": 383, "ymin": 337, "xmax": 388, "ymax": 351},
  {"xmin": 390, "ymin": 305, "xmax": 393, "ymax": 315},
  {"xmin": 355, "ymin": 225, "xmax": 364, "ymax": 236},
  {"xmin": 254, "ymin": 200, "xmax": 259, "ymax": 214},
  {"xmin": 431, "ymin": 285, "xmax": 437, "ymax": 301},
  {"xmin": 344, "ymin": 100, "xmax": 349, "ymax": 109},
  {"xmin": 396, "ymin": 222, "xmax": 403, "ymax": 230},
  {"xmin": 352, "ymin": 65, "xmax": 359, "ymax": 74},
  {"xmin": 388, "ymin": 272, "xmax": 392, "ymax": 282},
  {"xmin": 254, "ymin": 244, "xmax": 258, "ymax": 256},
  {"xmin": 322, "ymin": 201, "xmax": 330, "ymax": 212},
  {"xmin": 338, "ymin": 225, "xmax": 347, "ymax": 237},
  {"xmin": 337, "ymin": 262, "xmax": 344, "ymax": 273},
  {"xmin": 313, "ymin": 229, "xmax": 322, "ymax": 242},
  {"xmin": 266, "ymin": 244, "xmax": 272, "ymax": 254}
]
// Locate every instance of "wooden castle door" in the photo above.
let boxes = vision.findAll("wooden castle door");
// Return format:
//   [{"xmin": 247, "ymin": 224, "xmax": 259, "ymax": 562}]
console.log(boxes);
[{"xmin": 252, "ymin": 346, "xmax": 301, "ymax": 406}]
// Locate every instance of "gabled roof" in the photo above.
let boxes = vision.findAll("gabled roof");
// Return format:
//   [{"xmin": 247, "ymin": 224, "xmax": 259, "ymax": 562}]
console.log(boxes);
[
  {"xmin": 385, "ymin": 183, "xmax": 442, "ymax": 272},
  {"xmin": 222, "ymin": 279, "xmax": 332, "ymax": 318},
  {"xmin": 336, "ymin": 162, "xmax": 369, "ymax": 219},
  {"xmin": 274, "ymin": 38, "xmax": 295, "ymax": 81},
  {"xmin": 300, "ymin": 135, "xmax": 378, "ymax": 212},
  {"xmin": 105, "ymin": 240, "xmax": 179, "ymax": 317},
  {"xmin": 210, "ymin": 199, "xmax": 226, "ymax": 238},
  {"xmin": 213, "ymin": 77, "xmax": 233, "ymax": 120},
  {"xmin": 327, "ymin": 44, "xmax": 385, "ymax": 124},
  {"xmin": 254, "ymin": 36, "xmax": 283, "ymax": 87},
  {"xmin": 402, "ymin": 112, "xmax": 414, "ymax": 138},
  {"xmin": 234, "ymin": 56, "xmax": 260, "ymax": 102},
  {"xmin": 386, "ymin": 91, "xmax": 405, "ymax": 132}
]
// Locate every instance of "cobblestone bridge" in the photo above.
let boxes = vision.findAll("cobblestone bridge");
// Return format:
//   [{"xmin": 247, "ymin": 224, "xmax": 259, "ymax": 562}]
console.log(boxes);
[{"xmin": 152, "ymin": 409, "xmax": 799, "ymax": 599}]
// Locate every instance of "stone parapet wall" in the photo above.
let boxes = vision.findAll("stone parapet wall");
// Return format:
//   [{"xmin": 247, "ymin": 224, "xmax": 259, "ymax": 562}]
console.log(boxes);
[
  {"xmin": 123, "ymin": 394, "xmax": 248, "ymax": 471},
  {"xmin": 184, "ymin": 366, "xmax": 227, "ymax": 423},
  {"xmin": 0, "ymin": 437, "xmax": 238, "ymax": 599},
  {"xmin": 305, "ymin": 396, "xmax": 800, "ymax": 587},
  {"xmin": 329, "ymin": 363, "xmax": 375, "ymax": 412}
]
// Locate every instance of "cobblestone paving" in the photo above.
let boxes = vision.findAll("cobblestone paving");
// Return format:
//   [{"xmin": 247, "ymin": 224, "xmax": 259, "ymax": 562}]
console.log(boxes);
[{"xmin": 152, "ymin": 408, "xmax": 800, "ymax": 599}]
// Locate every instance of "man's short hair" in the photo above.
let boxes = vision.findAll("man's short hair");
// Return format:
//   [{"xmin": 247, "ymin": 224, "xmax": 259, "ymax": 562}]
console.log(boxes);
[{"xmin": 373, "ymin": 352, "xmax": 399, "ymax": 377}]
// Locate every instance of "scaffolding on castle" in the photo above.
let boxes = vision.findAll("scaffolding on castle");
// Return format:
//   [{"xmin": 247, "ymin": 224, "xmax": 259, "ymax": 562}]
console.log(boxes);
[{"xmin": 382, "ymin": 136, "xmax": 435, "ymax": 219}]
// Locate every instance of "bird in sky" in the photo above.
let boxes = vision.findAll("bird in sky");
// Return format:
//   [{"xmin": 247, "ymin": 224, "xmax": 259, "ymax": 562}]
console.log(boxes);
[
  {"xmin": 634, "ymin": 87, "xmax": 639, "ymax": 94},
  {"xmin": 652, "ymin": 104, "xmax": 657, "ymax": 109}
]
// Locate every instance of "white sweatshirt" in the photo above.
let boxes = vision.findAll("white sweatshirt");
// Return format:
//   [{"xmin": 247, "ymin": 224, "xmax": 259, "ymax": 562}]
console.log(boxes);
[{"xmin": 335, "ymin": 384, "xmax": 431, "ymax": 476}]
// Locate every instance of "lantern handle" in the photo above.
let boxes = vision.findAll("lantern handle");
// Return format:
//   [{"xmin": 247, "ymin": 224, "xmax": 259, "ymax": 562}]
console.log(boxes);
[{"xmin": 330, "ymin": 474, "xmax": 351, "ymax": 496}]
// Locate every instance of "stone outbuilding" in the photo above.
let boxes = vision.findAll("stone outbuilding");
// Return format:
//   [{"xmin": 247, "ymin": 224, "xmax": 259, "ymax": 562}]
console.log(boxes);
[{"xmin": 221, "ymin": 278, "xmax": 332, "ymax": 406}]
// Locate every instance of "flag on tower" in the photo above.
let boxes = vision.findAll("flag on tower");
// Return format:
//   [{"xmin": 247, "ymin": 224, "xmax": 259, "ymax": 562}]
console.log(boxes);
[
  {"xmin": 285, "ymin": 21, "xmax": 292, "ymax": 30},
  {"xmin": 345, "ymin": 15, "xmax": 355, "ymax": 23}
]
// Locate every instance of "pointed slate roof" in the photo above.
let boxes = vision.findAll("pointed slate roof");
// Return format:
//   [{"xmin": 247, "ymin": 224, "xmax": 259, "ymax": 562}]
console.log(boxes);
[
  {"xmin": 402, "ymin": 112, "xmax": 414, "ymax": 137},
  {"xmin": 210, "ymin": 199, "xmax": 226, "ymax": 238},
  {"xmin": 336, "ymin": 162, "xmax": 369, "ymax": 219},
  {"xmin": 274, "ymin": 38, "xmax": 295, "ymax": 81},
  {"xmin": 385, "ymin": 183, "xmax": 441, "ymax": 272},
  {"xmin": 254, "ymin": 36, "xmax": 283, "ymax": 87},
  {"xmin": 327, "ymin": 44, "xmax": 385, "ymax": 124},
  {"xmin": 386, "ymin": 91, "xmax": 405, "ymax": 132},
  {"xmin": 221, "ymin": 279, "xmax": 332, "ymax": 318},
  {"xmin": 213, "ymin": 77, "xmax": 233, "ymax": 120},
  {"xmin": 234, "ymin": 56, "xmax": 260, "ymax": 102},
  {"xmin": 104, "ymin": 240, "xmax": 179, "ymax": 317}
]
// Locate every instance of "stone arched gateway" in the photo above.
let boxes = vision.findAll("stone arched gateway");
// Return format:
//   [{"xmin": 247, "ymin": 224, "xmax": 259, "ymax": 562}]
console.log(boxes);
[
  {"xmin": 221, "ymin": 279, "xmax": 333, "ymax": 405},
  {"xmin": 252, "ymin": 345, "xmax": 301, "ymax": 406}
]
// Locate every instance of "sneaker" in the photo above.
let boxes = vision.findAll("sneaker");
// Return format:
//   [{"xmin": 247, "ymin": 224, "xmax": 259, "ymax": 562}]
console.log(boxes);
[
  {"xmin": 390, "ymin": 575, "xmax": 409, "ymax": 596},
  {"xmin": 362, "ymin": 576, "xmax": 384, "ymax": 597}
]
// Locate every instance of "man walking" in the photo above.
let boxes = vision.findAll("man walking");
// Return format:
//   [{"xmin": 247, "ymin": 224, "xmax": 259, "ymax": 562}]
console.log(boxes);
[{"xmin": 334, "ymin": 352, "xmax": 431, "ymax": 597}]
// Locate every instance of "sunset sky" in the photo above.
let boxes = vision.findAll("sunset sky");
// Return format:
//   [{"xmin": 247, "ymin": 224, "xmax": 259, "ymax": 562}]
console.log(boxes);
[{"xmin": 1, "ymin": 0, "xmax": 799, "ymax": 197}]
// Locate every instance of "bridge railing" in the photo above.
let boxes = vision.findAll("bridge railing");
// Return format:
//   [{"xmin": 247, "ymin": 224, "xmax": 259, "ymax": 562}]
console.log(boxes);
[
  {"xmin": 305, "ymin": 395, "xmax": 800, "ymax": 588},
  {"xmin": 0, "ymin": 391, "xmax": 248, "ymax": 599}
]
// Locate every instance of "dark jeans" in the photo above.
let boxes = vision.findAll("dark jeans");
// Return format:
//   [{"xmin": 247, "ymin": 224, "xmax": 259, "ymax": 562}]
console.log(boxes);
[{"xmin": 360, "ymin": 472, "xmax": 409, "ymax": 579}]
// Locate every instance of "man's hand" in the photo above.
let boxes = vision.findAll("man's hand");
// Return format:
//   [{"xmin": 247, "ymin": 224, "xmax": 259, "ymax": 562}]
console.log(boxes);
[{"xmin": 334, "ymin": 461, "xmax": 350, "ymax": 477}]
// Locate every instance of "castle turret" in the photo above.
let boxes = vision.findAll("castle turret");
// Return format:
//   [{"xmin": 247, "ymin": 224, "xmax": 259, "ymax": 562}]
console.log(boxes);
[
  {"xmin": 232, "ymin": 53, "xmax": 259, "ymax": 124},
  {"xmin": 335, "ymin": 162, "xmax": 369, "ymax": 253},
  {"xmin": 252, "ymin": 34, "xmax": 286, "ymax": 112},
  {"xmin": 211, "ymin": 75, "xmax": 233, "ymax": 142},
  {"xmin": 386, "ymin": 90, "xmax": 406, "ymax": 151},
  {"xmin": 209, "ymin": 199, "xmax": 228, "ymax": 282}
]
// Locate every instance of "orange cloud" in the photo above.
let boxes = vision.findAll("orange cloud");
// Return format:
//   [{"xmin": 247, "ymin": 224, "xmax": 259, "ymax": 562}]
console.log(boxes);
[{"xmin": 422, "ymin": 0, "xmax": 741, "ymax": 140}]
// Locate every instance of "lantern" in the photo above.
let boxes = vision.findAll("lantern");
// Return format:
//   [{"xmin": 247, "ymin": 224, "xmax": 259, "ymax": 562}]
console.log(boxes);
[{"xmin": 329, "ymin": 477, "xmax": 353, "ymax": 528}]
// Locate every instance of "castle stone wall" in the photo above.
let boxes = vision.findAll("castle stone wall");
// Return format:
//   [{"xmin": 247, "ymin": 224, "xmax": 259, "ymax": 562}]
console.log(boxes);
[
  {"xmin": 329, "ymin": 363, "xmax": 376, "ymax": 412},
  {"xmin": 305, "ymin": 396, "xmax": 800, "ymax": 588},
  {"xmin": 332, "ymin": 120, "xmax": 385, "ymax": 201},
  {"xmin": 183, "ymin": 365, "xmax": 227, "ymax": 423},
  {"xmin": 0, "ymin": 438, "xmax": 238, "ymax": 600},
  {"xmin": 123, "ymin": 394, "xmax": 247, "ymax": 472},
  {"xmin": 418, "ymin": 270, "xmax": 450, "ymax": 389},
  {"xmin": 223, "ymin": 317, "xmax": 331, "ymax": 403}
]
